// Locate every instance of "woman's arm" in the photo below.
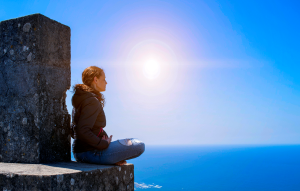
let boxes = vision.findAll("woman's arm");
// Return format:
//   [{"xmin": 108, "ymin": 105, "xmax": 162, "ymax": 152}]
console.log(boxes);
[{"xmin": 76, "ymin": 97, "xmax": 109, "ymax": 150}]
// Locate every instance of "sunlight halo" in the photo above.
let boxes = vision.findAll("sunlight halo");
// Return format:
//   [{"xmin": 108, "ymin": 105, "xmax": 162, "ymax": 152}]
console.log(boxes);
[
  {"xmin": 125, "ymin": 39, "xmax": 179, "ymax": 96},
  {"xmin": 143, "ymin": 59, "xmax": 161, "ymax": 80}
]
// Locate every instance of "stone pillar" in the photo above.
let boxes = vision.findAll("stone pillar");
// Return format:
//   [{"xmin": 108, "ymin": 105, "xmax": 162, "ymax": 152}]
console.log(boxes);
[{"xmin": 0, "ymin": 14, "xmax": 71, "ymax": 163}]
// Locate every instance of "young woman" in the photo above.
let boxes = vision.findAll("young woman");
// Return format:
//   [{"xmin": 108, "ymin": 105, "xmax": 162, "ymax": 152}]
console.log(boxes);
[{"xmin": 71, "ymin": 66, "xmax": 145, "ymax": 165}]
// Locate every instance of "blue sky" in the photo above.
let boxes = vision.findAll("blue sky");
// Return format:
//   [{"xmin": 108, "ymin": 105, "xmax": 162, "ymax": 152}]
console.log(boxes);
[{"xmin": 1, "ymin": 0, "xmax": 299, "ymax": 145}]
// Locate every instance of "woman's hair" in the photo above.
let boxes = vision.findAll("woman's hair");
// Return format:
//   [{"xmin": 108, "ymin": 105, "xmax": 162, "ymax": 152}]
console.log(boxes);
[{"xmin": 73, "ymin": 66, "xmax": 105, "ymax": 107}]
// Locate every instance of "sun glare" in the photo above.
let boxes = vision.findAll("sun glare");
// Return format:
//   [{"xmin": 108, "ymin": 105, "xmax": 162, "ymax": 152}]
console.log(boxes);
[
  {"xmin": 125, "ymin": 39, "xmax": 179, "ymax": 96},
  {"xmin": 143, "ymin": 60, "xmax": 161, "ymax": 80}
]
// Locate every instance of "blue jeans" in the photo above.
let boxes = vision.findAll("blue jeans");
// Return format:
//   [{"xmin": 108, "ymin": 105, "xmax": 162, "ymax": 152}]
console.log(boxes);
[{"xmin": 74, "ymin": 138, "xmax": 145, "ymax": 165}]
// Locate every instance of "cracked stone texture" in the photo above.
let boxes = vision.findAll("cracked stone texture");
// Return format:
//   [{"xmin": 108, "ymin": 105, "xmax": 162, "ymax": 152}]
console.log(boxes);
[
  {"xmin": 0, "ymin": 14, "xmax": 71, "ymax": 163},
  {"xmin": 0, "ymin": 162, "xmax": 134, "ymax": 191}
]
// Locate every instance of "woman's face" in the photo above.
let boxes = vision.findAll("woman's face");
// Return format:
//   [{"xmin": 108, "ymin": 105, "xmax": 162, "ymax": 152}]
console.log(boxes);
[{"xmin": 93, "ymin": 72, "xmax": 107, "ymax": 92}]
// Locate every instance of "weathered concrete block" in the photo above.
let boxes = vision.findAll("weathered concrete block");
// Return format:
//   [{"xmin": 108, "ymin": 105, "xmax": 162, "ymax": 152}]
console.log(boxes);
[
  {"xmin": 0, "ymin": 162, "xmax": 134, "ymax": 191},
  {"xmin": 0, "ymin": 14, "xmax": 71, "ymax": 163}
]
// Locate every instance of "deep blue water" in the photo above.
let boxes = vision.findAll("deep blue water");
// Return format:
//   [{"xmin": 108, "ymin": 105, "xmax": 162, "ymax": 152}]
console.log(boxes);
[{"xmin": 71, "ymin": 145, "xmax": 300, "ymax": 191}]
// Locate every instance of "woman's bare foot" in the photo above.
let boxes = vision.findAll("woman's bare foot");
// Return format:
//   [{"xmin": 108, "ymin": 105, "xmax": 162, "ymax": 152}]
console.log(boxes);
[{"xmin": 115, "ymin": 160, "xmax": 127, "ymax": 166}]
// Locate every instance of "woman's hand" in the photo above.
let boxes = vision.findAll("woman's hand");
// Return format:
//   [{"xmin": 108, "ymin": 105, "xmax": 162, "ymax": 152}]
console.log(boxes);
[{"xmin": 102, "ymin": 135, "xmax": 112, "ymax": 145}]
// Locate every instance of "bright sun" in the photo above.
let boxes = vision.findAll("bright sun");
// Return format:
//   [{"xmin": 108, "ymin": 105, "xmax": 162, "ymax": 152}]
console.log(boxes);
[{"xmin": 143, "ymin": 59, "xmax": 161, "ymax": 80}]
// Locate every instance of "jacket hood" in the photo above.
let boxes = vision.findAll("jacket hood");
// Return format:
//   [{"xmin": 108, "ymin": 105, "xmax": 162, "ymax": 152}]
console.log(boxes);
[{"xmin": 72, "ymin": 88, "xmax": 97, "ymax": 109}]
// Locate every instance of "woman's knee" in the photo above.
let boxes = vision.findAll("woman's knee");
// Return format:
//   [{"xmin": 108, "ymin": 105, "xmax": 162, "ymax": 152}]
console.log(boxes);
[
  {"xmin": 137, "ymin": 142, "xmax": 145, "ymax": 156},
  {"xmin": 132, "ymin": 139, "xmax": 145, "ymax": 155}
]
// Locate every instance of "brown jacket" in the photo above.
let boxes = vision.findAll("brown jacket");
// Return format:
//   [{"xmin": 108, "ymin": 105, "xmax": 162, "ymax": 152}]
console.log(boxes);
[{"xmin": 71, "ymin": 88, "xmax": 108, "ymax": 153}]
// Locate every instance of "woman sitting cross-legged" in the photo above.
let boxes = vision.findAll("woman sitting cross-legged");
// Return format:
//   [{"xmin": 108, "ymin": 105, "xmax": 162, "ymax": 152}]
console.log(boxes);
[{"xmin": 71, "ymin": 66, "xmax": 145, "ymax": 165}]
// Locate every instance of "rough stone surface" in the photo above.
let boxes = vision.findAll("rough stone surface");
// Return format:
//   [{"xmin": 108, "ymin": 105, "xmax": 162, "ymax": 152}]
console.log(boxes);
[
  {"xmin": 0, "ymin": 162, "xmax": 134, "ymax": 191},
  {"xmin": 0, "ymin": 14, "xmax": 71, "ymax": 163}
]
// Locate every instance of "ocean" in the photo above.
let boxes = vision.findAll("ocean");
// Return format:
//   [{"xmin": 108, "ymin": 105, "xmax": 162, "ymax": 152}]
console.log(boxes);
[{"xmin": 71, "ymin": 145, "xmax": 300, "ymax": 191}]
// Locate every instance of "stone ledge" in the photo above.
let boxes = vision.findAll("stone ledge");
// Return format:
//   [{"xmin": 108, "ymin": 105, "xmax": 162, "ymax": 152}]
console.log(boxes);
[{"xmin": 0, "ymin": 162, "xmax": 134, "ymax": 191}]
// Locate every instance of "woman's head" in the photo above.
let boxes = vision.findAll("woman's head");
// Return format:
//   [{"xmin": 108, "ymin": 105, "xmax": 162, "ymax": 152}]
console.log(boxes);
[
  {"xmin": 73, "ymin": 66, "xmax": 106, "ymax": 107},
  {"xmin": 82, "ymin": 66, "xmax": 107, "ymax": 92}
]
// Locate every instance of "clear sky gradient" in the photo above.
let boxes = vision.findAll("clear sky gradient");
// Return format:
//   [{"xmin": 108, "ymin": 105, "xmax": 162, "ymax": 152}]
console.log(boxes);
[{"xmin": 1, "ymin": 0, "xmax": 299, "ymax": 145}]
